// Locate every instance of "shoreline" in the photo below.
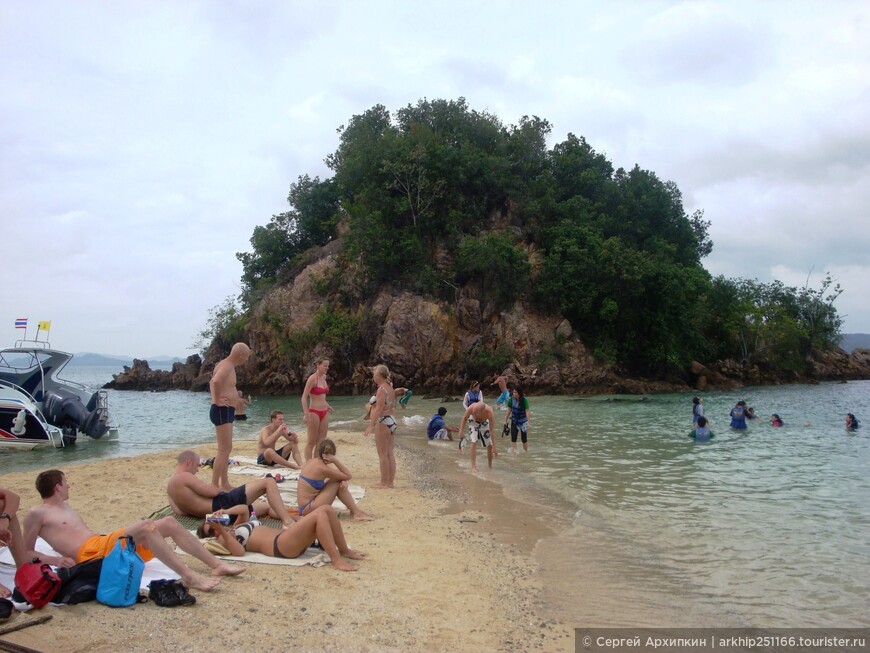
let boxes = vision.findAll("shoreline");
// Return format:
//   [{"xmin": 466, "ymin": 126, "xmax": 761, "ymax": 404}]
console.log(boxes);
[{"xmin": 0, "ymin": 432, "xmax": 574, "ymax": 652}]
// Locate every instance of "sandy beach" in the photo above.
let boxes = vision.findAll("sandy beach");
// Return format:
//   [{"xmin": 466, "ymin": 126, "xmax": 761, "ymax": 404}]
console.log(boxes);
[{"xmin": 0, "ymin": 433, "xmax": 574, "ymax": 652}]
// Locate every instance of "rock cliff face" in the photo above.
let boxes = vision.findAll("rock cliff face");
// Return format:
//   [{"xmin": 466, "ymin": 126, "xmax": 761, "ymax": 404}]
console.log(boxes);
[
  {"xmin": 104, "ymin": 355, "xmax": 203, "ymax": 391},
  {"xmin": 110, "ymin": 241, "xmax": 870, "ymax": 395}
]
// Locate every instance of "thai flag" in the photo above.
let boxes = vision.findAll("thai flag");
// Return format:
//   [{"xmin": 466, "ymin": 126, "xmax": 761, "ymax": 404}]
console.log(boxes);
[{"xmin": 15, "ymin": 318, "xmax": 27, "ymax": 329}]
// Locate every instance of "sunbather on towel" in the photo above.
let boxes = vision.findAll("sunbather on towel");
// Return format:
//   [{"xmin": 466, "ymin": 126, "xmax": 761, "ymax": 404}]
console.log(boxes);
[
  {"xmin": 168, "ymin": 450, "xmax": 295, "ymax": 527},
  {"xmin": 297, "ymin": 440, "xmax": 373, "ymax": 521},
  {"xmin": 199, "ymin": 506, "xmax": 364, "ymax": 572},
  {"xmin": 257, "ymin": 410, "xmax": 302, "ymax": 469}
]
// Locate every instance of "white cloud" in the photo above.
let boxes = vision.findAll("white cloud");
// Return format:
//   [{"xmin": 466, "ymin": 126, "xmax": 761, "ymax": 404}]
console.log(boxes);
[{"xmin": 2, "ymin": 0, "xmax": 869, "ymax": 355}]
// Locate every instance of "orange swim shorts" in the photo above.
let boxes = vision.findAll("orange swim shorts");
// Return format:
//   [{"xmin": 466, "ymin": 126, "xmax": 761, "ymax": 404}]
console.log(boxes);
[{"xmin": 77, "ymin": 528, "xmax": 155, "ymax": 563}]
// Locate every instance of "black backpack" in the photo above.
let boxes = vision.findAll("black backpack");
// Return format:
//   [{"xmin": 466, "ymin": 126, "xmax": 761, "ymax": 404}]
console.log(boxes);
[{"xmin": 54, "ymin": 558, "xmax": 104, "ymax": 605}]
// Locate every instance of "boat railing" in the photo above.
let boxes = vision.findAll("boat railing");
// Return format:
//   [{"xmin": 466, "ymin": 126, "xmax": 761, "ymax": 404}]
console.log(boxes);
[
  {"xmin": 0, "ymin": 379, "xmax": 64, "ymax": 448},
  {"xmin": 0, "ymin": 378, "xmax": 38, "ymax": 402},
  {"xmin": 13, "ymin": 339, "xmax": 51, "ymax": 350}
]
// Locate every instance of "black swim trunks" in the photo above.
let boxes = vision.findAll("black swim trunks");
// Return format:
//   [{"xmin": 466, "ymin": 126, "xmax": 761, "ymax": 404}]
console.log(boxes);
[
  {"xmin": 234, "ymin": 414, "xmax": 247, "ymax": 421},
  {"xmin": 211, "ymin": 485, "xmax": 248, "ymax": 512},
  {"xmin": 210, "ymin": 404, "xmax": 235, "ymax": 426},
  {"xmin": 256, "ymin": 446, "xmax": 289, "ymax": 466}
]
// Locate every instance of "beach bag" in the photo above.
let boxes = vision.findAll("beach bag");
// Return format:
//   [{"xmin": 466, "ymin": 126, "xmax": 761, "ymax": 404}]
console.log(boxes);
[
  {"xmin": 14, "ymin": 559, "xmax": 61, "ymax": 608},
  {"xmin": 96, "ymin": 536, "xmax": 144, "ymax": 607},
  {"xmin": 55, "ymin": 557, "xmax": 104, "ymax": 605}
]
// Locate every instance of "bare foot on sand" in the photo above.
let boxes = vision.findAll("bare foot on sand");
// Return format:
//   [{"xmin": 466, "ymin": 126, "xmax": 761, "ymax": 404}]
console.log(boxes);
[
  {"xmin": 371, "ymin": 483, "xmax": 394, "ymax": 489},
  {"xmin": 212, "ymin": 562, "xmax": 246, "ymax": 577},
  {"xmin": 352, "ymin": 510, "xmax": 375, "ymax": 521},
  {"xmin": 184, "ymin": 572, "xmax": 221, "ymax": 591},
  {"xmin": 342, "ymin": 549, "xmax": 366, "ymax": 561},
  {"xmin": 332, "ymin": 558, "xmax": 358, "ymax": 572}
]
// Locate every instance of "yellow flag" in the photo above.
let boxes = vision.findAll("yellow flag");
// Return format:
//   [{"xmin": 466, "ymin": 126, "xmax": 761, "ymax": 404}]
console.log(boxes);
[{"xmin": 38, "ymin": 320, "xmax": 51, "ymax": 332}]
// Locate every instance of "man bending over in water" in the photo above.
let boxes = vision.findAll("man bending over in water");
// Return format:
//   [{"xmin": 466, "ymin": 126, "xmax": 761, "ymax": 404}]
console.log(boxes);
[
  {"xmin": 23, "ymin": 470, "xmax": 243, "ymax": 592},
  {"xmin": 210, "ymin": 342, "xmax": 251, "ymax": 491},
  {"xmin": 168, "ymin": 450, "xmax": 296, "ymax": 527},
  {"xmin": 459, "ymin": 400, "xmax": 498, "ymax": 472}
]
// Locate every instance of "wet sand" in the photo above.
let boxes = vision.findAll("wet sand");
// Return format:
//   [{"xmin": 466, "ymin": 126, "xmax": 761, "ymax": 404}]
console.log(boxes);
[{"xmin": 0, "ymin": 433, "xmax": 574, "ymax": 652}]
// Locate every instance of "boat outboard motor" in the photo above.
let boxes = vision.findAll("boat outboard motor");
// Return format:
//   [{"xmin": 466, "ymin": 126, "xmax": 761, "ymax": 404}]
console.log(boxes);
[{"xmin": 42, "ymin": 388, "xmax": 110, "ymax": 441}]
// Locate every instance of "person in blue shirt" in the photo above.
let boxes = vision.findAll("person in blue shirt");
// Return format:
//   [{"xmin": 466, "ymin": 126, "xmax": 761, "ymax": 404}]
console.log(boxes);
[
  {"xmin": 692, "ymin": 396, "xmax": 704, "ymax": 428},
  {"xmin": 463, "ymin": 381, "xmax": 484, "ymax": 409},
  {"xmin": 504, "ymin": 387, "xmax": 531, "ymax": 453},
  {"xmin": 689, "ymin": 416, "xmax": 715, "ymax": 441},
  {"xmin": 730, "ymin": 400, "xmax": 748, "ymax": 429},
  {"xmin": 427, "ymin": 407, "xmax": 459, "ymax": 441},
  {"xmin": 845, "ymin": 413, "xmax": 860, "ymax": 431}
]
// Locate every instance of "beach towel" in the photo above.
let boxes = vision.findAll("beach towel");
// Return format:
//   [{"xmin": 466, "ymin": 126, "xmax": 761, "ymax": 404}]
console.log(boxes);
[
  {"xmin": 187, "ymin": 539, "xmax": 330, "ymax": 568},
  {"xmin": 0, "ymin": 538, "xmax": 179, "ymax": 611}
]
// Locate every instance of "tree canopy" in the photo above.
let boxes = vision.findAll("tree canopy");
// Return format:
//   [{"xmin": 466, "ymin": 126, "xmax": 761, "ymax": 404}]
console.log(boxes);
[{"xmin": 231, "ymin": 98, "xmax": 843, "ymax": 374}]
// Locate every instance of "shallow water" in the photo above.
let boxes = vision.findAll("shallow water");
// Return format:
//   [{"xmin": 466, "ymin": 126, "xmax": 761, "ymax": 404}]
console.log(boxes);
[{"xmin": 3, "ymin": 367, "xmax": 868, "ymax": 627}]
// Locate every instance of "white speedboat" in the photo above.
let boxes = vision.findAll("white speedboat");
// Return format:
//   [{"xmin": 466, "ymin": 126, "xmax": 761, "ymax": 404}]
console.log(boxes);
[{"xmin": 0, "ymin": 340, "xmax": 119, "ymax": 449}]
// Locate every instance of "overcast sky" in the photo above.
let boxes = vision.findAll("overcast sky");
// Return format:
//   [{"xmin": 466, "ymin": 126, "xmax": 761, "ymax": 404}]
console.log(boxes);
[{"xmin": 2, "ymin": 1, "xmax": 868, "ymax": 357}]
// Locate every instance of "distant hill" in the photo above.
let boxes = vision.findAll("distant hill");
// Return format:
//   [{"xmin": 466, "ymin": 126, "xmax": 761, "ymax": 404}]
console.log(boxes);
[
  {"xmin": 69, "ymin": 353, "xmax": 184, "ymax": 368},
  {"xmin": 839, "ymin": 333, "xmax": 870, "ymax": 353}
]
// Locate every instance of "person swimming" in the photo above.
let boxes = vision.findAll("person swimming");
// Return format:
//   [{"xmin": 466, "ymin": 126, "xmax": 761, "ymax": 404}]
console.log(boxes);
[
  {"xmin": 846, "ymin": 413, "xmax": 860, "ymax": 430},
  {"xmin": 770, "ymin": 414, "xmax": 784, "ymax": 427}
]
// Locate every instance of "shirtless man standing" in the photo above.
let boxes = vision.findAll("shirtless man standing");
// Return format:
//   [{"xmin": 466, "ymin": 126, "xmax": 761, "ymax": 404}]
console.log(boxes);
[
  {"xmin": 492, "ymin": 372, "xmax": 510, "ymax": 409},
  {"xmin": 459, "ymin": 400, "xmax": 498, "ymax": 472},
  {"xmin": 209, "ymin": 342, "xmax": 251, "ymax": 490},
  {"xmin": 257, "ymin": 410, "xmax": 302, "ymax": 469},
  {"xmin": 234, "ymin": 391, "xmax": 253, "ymax": 421},
  {"xmin": 22, "ymin": 470, "xmax": 243, "ymax": 592},
  {"xmin": 168, "ymin": 450, "xmax": 296, "ymax": 527}
]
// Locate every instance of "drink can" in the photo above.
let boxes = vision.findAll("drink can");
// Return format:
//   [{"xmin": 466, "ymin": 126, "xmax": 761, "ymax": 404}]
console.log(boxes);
[{"xmin": 205, "ymin": 513, "xmax": 231, "ymax": 525}]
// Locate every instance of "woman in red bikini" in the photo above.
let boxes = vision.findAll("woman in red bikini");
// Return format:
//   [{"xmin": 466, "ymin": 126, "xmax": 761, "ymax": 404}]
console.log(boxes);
[{"xmin": 301, "ymin": 357, "xmax": 332, "ymax": 461}]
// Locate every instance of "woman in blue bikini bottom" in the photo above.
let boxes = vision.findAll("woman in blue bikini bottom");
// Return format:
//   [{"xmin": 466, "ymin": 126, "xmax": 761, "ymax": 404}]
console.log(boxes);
[{"xmin": 296, "ymin": 440, "xmax": 374, "ymax": 520}]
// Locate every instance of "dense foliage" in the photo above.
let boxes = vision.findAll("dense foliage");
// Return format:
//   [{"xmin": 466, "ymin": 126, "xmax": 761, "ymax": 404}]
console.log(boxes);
[{"xmin": 230, "ymin": 98, "xmax": 843, "ymax": 374}]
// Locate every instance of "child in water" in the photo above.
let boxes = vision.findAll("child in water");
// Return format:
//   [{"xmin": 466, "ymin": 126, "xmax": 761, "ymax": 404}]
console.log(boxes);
[
  {"xmin": 689, "ymin": 416, "xmax": 715, "ymax": 441},
  {"xmin": 770, "ymin": 414, "xmax": 784, "ymax": 427}
]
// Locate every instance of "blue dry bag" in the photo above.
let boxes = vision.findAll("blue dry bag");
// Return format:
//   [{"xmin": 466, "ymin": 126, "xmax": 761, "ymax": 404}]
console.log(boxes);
[{"xmin": 96, "ymin": 535, "xmax": 145, "ymax": 607}]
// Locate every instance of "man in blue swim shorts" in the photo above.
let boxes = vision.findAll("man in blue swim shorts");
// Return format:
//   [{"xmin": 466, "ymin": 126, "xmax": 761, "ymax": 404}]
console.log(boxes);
[
  {"xmin": 168, "ymin": 450, "xmax": 296, "ymax": 527},
  {"xmin": 492, "ymin": 373, "xmax": 510, "ymax": 409},
  {"xmin": 209, "ymin": 343, "xmax": 250, "ymax": 491}
]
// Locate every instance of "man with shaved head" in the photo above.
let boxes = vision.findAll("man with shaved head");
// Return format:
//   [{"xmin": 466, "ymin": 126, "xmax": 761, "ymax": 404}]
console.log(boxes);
[{"xmin": 209, "ymin": 342, "xmax": 251, "ymax": 490}]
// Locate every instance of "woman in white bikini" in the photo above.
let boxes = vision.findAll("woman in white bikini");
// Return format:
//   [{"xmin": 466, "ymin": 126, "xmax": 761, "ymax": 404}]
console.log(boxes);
[
  {"xmin": 301, "ymin": 357, "xmax": 332, "ymax": 461},
  {"xmin": 363, "ymin": 364, "xmax": 397, "ymax": 488}
]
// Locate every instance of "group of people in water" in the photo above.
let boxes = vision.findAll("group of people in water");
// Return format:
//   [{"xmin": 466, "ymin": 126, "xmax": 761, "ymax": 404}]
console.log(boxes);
[
  {"xmin": 689, "ymin": 395, "xmax": 861, "ymax": 441},
  {"xmin": 424, "ymin": 375, "xmax": 533, "ymax": 472}
]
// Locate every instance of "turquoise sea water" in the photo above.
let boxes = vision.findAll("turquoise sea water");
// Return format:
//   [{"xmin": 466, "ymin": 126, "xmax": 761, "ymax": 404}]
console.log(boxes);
[{"xmin": 2, "ymin": 366, "xmax": 868, "ymax": 627}]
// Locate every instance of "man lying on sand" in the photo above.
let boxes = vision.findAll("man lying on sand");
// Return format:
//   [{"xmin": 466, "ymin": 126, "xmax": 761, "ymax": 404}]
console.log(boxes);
[
  {"xmin": 168, "ymin": 450, "xmax": 295, "ymax": 527},
  {"xmin": 23, "ymin": 470, "xmax": 243, "ymax": 592}
]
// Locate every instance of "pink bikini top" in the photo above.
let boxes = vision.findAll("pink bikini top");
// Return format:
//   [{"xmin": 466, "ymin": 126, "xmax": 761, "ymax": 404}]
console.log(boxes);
[{"xmin": 310, "ymin": 385, "xmax": 329, "ymax": 395}]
